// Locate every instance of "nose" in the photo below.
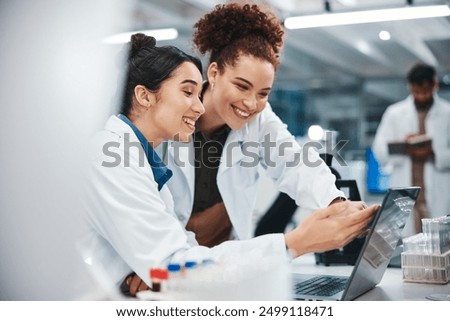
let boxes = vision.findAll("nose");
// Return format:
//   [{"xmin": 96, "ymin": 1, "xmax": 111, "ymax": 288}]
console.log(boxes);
[
  {"xmin": 193, "ymin": 97, "xmax": 205, "ymax": 116},
  {"xmin": 414, "ymin": 93, "xmax": 431, "ymax": 105},
  {"xmin": 242, "ymin": 95, "xmax": 257, "ymax": 111}
]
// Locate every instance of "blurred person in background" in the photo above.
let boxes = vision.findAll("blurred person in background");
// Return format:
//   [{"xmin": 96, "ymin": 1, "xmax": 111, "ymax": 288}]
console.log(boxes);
[{"xmin": 373, "ymin": 62, "xmax": 450, "ymax": 233}]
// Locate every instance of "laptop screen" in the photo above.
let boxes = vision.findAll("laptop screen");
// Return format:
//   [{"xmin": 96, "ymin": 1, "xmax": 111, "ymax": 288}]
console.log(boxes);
[{"xmin": 343, "ymin": 187, "xmax": 420, "ymax": 300}]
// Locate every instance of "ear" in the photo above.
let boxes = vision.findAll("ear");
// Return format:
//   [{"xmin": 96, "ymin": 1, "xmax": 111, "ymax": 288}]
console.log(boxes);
[
  {"xmin": 134, "ymin": 85, "xmax": 154, "ymax": 108},
  {"xmin": 207, "ymin": 62, "xmax": 219, "ymax": 85}
]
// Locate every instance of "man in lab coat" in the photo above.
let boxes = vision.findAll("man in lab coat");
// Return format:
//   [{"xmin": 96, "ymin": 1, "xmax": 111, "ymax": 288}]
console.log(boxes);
[{"xmin": 372, "ymin": 62, "xmax": 450, "ymax": 233}]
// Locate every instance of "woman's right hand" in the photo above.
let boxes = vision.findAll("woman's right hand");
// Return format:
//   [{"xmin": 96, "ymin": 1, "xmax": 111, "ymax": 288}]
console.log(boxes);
[
  {"xmin": 284, "ymin": 201, "xmax": 379, "ymax": 258},
  {"xmin": 120, "ymin": 272, "xmax": 150, "ymax": 297}
]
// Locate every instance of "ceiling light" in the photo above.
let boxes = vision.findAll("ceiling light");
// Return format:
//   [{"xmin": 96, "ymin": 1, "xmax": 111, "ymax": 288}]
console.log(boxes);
[
  {"xmin": 379, "ymin": 30, "xmax": 391, "ymax": 41},
  {"xmin": 308, "ymin": 125, "xmax": 325, "ymax": 141},
  {"xmin": 337, "ymin": 0, "xmax": 357, "ymax": 5},
  {"xmin": 284, "ymin": 5, "xmax": 450, "ymax": 29},
  {"xmin": 356, "ymin": 41, "xmax": 372, "ymax": 54},
  {"xmin": 103, "ymin": 28, "xmax": 178, "ymax": 44},
  {"xmin": 443, "ymin": 75, "xmax": 450, "ymax": 85}
]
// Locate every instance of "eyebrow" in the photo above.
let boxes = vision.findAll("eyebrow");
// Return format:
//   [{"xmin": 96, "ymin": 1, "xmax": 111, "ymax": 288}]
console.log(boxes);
[
  {"xmin": 235, "ymin": 77, "xmax": 271, "ymax": 91},
  {"xmin": 180, "ymin": 79, "xmax": 199, "ymax": 86}
]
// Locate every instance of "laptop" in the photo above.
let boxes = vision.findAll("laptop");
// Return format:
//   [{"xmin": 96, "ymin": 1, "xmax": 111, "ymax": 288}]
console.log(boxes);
[{"xmin": 292, "ymin": 186, "xmax": 421, "ymax": 301}]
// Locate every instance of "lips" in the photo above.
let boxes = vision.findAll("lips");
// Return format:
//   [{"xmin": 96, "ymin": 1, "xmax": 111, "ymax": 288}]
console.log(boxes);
[
  {"xmin": 232, "ymin": 105, "xmax": 251, "ymax": 118},
  {"xmin": 182, "ymin": 117, "xmax": 196, "ymax": 130}
]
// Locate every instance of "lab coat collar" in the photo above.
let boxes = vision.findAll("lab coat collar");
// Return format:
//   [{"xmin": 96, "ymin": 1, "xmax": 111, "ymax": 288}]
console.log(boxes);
[
  {"xmin": 428, "ymin": 94, "xmax": 445, "ymax": 118},
  {"xmin": 406, "ymin": 93, "xmax": 442, "ymax": 117},
  {"xmin": 218, "ymin": 123, "xmax": 250, "ymax": 174},
  {"xmin": 116, "ymin": 114, "xmax": 173, "ymax": 190}
]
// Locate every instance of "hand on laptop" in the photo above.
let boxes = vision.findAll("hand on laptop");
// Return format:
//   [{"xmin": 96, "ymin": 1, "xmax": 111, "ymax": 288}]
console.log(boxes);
[{"xmin": 284, "ymin": 201, "xmax": 379, "ymax": 258}]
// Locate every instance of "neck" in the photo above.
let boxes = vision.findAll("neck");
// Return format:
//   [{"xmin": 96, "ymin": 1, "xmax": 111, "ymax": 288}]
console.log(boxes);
[
  {"xmin": 198, "ymin": 88, "xmax": 227, "ymax": 137},
  {"xmin": 127, "ymin": 113, "xmax": 162, "ymax": 148}
]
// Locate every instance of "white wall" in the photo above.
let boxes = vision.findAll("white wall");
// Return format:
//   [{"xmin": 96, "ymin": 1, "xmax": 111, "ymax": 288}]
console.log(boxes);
[{"xmin": 0, "ymin": 0, "xmax": 133, "ymax": 300}]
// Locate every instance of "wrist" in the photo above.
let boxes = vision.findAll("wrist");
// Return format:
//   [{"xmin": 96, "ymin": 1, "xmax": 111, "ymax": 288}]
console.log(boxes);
[
  {"xmin": 329, "ymin": 196, "xmax": 346, "ymax": 206},
  {"xmin": 285, "ymin": 231, "xmax": 306, "ymax": 258}
]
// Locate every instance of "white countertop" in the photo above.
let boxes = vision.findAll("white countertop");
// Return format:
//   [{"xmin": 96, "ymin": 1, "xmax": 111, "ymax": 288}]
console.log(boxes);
[{"xmin": 291, "ymin": 253, "xmax": 450, "ymax": 301}]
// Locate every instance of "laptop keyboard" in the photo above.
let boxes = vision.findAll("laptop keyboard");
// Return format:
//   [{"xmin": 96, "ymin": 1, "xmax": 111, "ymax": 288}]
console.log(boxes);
[{"xmin": 294, "ymin": 276, "xmax": 348, "ymax": 297}]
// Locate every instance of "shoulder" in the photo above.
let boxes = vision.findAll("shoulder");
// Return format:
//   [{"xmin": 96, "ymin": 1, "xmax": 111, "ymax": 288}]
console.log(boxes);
[
  {"xmin": 436, "ymin": 96, "xmax": 450, "ymax": 111},
  {"xmin": 89, "ymin": 116, "xmax": 122, "ymax": 159},
  {"xmin": 88, "ymin": 115, "xmax": 144, "ymax": 167},
  {"xmin": 383, "ymin": 97, "xmax": 413, "ymax": 117}
]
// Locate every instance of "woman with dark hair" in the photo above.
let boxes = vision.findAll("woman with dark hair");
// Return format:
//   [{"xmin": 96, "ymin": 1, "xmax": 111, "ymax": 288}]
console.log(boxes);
[{"xmin": 82, "ymin": 33, "xmax": 207, "ymax": 293}]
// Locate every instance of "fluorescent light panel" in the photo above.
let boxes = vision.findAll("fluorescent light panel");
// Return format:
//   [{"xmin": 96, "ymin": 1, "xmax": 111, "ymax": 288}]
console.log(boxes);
[
  {"xmin": 284, "ymin": 5, "xmax": 450, "ymax": 29},
  {"xmin": 103, "ymin": 28, "xmax": 178, "ymax": 44}
]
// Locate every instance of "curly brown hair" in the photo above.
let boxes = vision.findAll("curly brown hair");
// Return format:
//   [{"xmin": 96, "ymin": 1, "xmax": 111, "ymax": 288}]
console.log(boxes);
[{"xmin": 192, "ymin": 2, "xmax": 284, "ymax": 72}]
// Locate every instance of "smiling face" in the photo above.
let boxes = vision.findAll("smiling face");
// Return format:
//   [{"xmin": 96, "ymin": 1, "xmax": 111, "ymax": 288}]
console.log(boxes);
[
  {"xmin": 202, "ymin": 54, "xmax": 275, "ymax": 132},
  {"xmin": 145, "ymin": 61, "xmax": 204, "ymax": 144}
]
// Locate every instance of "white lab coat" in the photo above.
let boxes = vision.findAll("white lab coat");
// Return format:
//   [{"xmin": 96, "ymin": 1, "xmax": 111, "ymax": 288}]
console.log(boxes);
[
  {"xmin": 81, "ymin": 115, "xmax": 287, "ymax": 288},
  {"xmin": 164, "ymin": 105, "xmax": 343, "ymax": 240},
  {"xmin": 372, "ymin": 94, "xmax": 450, "ymax": 217}
]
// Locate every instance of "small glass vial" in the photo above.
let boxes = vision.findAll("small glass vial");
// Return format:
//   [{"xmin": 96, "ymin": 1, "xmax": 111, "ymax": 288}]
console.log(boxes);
[
  {"xmin": 184, "ymin": 261, "xmax": 197, "ymax": 274},
  {"xmin": 167, "ymin": 263, "xmax": 182, "ymax": 292},
  {"xmin": 149, "ymin": 268, "xmax": 168, "ymax": 292}
]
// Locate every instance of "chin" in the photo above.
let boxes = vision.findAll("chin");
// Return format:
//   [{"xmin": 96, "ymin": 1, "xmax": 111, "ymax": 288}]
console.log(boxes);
[
  {"xmin": 227, "ymin": 118, "xmax": 249, "ymax": 131},
  {"xmin": 175, "ymin": 133, "xmax": 192, "ymax": 143}
]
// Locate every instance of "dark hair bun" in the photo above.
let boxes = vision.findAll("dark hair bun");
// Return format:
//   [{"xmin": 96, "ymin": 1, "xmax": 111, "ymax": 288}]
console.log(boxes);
[{"xmin": 129, "ymin": 33, "xmax": 156, "ymax": 59}]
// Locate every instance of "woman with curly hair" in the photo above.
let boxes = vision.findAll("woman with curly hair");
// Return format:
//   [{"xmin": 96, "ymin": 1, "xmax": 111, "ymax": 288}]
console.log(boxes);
[
  {"xmin": 124, "ymin": 2, "xmax": 377, "ymax": 296},
  {"xmin": 166, "ymin": 1, "xmax": 373, "ymax": 247}
]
